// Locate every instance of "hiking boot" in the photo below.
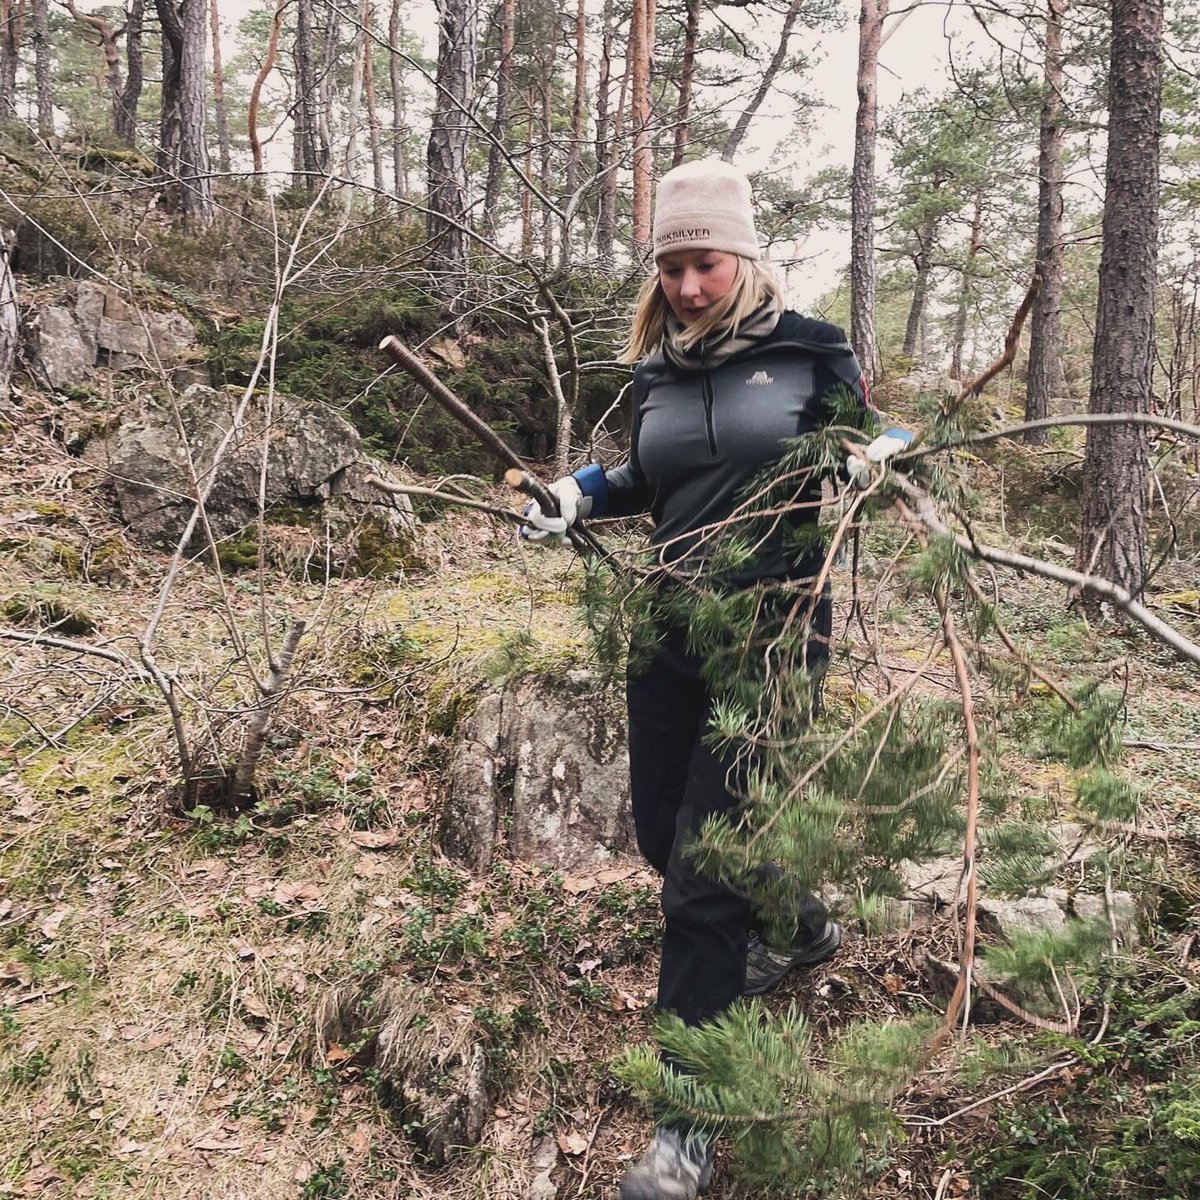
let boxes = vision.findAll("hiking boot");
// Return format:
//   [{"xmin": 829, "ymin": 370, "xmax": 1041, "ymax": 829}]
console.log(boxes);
[
  {"xmin": 744, "ymin": 920, "xmax": 842, "ymax": 997},
  {"xmin": 618, "ymin": 1126, "xmax": 714, "ymax": 1200}
]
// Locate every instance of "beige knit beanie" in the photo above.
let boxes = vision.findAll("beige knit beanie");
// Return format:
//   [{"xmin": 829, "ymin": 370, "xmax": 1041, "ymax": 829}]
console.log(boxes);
[{"xmin": 652, "ymin": 158, "xmax": 760, "ymax": 262}]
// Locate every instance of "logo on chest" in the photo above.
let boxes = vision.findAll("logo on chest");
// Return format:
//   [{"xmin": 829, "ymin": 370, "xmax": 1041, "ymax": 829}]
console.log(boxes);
[{"xmin": 745, "ymin": 370, "xmax": 774, "ymax": 386}]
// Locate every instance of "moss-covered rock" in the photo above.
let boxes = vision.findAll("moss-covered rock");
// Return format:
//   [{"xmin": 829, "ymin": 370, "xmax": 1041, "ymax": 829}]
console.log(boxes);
[
  {"xmin": 0, "ymin": 535, "xmax": 83, "ymax": 578},
  {"xmin": 2, "ymin": 591, "xmax": 98, "ymax": 635}
]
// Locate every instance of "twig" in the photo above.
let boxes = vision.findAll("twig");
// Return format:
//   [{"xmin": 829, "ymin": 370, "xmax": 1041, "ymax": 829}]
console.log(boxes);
[
  {"xmin": 903, "ymin": 411, "xmax": 1200, "ymax": 464},
  {"xmin": 363, "ymin": 475, "xmax": 524, "ymax": 523},
  {"xmin": 904, "ymin": 1057, "xmax": 1078, "ymax": 1128},
  {"xmin": 1123, "ymin": 739, "xmax": 1200, "ymax": 752},
  {"xmin": 935, "ymin": 569, "xmax": 982, "ymax": 1041},
  {"xmin": 13, "ymin": 982, "xmax": 76, "ymax": 1005},
  {"xmin": 0, "ymin": 627, "xmax": 150, "ymax": 677},
  {"xmin": 573, "ymin": 1104, "xmax": 609, "ymax": 1198}
]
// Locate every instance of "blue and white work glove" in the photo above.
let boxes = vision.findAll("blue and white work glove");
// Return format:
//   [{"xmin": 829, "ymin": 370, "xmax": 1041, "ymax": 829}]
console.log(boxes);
[
  {"xmin": 519, "ymin": 476, "xmax": 593, "ymax": 546},
  {"xmin": 845, "ymin": 427, "xmax": 915, "ymax": 488}
]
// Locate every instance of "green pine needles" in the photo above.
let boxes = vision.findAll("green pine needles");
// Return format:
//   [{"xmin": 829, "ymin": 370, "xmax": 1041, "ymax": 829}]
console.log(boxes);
[
  {"xmin": 579, "ymin": 417, "xmax": 1153, "ymax": 1195},
  {"xmin": 615, "ymin": 1003, "xmax": 936, "ymax": 1195}
]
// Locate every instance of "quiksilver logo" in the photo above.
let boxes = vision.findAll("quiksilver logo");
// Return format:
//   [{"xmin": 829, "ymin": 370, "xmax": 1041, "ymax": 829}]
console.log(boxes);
[
  {"xmin": 746, "ymin": 370, "xmax": 774, "ymax": 386},
  {"xmin": 656, "ymin": 227, "xmax": 712, "ymax": 245}
]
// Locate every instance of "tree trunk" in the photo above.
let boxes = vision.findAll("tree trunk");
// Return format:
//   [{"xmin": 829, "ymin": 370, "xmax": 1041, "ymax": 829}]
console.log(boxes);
[
  {"xmin": 481, "ymin": 0, "xmax": 514, "ymax": 228},
  {"xmin": 292, "ymin": 0, "xmax": 321, "ymax": 189},
  {"xmin": 520, "ymin": 128, "xmax": 534, "ymax": 260},
  {"xmin": 629, "ymin": 0, "xmax": 654, "ymax": 257},
  {"xmin": 156, "ymin": 0, "xmax": 214, "ymax": 222},
  {"xmin": 560, "ymin": 0, "xmax": 587, "ymax": 266},
  {"xmin": 540, "ymin": 73, "xmax": 554, "ymax": 262},
  {"xmin": 209, "ymin": 0, "xmax": 232, "ymax": 173},
  {"xmin": 316, "ymin": 4, "xmax": 337, "ymax": 172},
  {"xmin": 1075, "ymin": 0, "xmax": 1163, "ymax": 604},
  {"xmin": 32, "ymin": 0, "xmax": 51, "ymax": 137},
  {"xmin": 64, "ymin": 0, "xmax": 124, "ymax": 137},
  {"xmin": 117, "ymin": 0, "xmax": 144, "ymax": 145},
  {"xmin": 364, "ymin": 4, "xmax": 385, "ymax": 198},
  {"xmin": 427, "ymin": 0, "xmax": 478, "ymax": 309},
  {"xmin": 902, "ymin": 210, "xmax": 938, "ymax": 360},
  {"xmin": 0, "ymin": 0, "xmax": 24, "ymax": 122},
  {"xmin": 721, "ymin": 0, "xmax": 805, "ymax": 163},
  {"xmin": 1025, "ymin": 0, "xmax": 1068, "ymax": 444},
  {"xmin": 341, "ymin": 0, "xmax": 369, "ymax": 213},
  {"xmin": 594, "ymin": 0, "xmax": 618, "ymax": 265},
  {"xmin": 248, "ymin": 0, "xmax": 284, "ymax": 188},
  {"xmin": 389, "ymin": 0, "xmax": 408, "ymax": 196},
  {"xmin": 157, "ymin": 0, "xmax": 183, "ymax": 190},
  {"xmin": 850, "ymin": 0, "xmax": 887, "ymax": 377},
  {"xmin": 0, "ymin": 227, "xmax": 17, "ymax": 400},
  {"xmin": 949, "ymin": 188, "xmax": 984, "ymax": 380},
  {"xmin": 672, "ymin": 0, "xmax": 700, "ymax": 166}
]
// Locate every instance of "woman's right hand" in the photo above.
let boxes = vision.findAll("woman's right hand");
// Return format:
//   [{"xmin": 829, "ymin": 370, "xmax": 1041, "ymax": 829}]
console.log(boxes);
[{"xmin": 519, "ymin": 476, "xmax": 591, "ymax": 546}]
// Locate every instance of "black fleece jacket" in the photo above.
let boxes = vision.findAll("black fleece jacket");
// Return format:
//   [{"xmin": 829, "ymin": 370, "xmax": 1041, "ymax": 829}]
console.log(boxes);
[{"xmin": 575, "ymin": 311, "xmax": 869, "ymax": 582}]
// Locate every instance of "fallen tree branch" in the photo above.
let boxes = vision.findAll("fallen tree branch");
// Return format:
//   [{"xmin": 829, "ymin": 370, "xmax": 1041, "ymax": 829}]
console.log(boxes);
[
  {"xmin": 904, "ymin": 1056, "xmax": 1078, "ymax": 1128},
  {"xmin": 378, "ymin": 335, "xmax": 611, "ymax": 562},
  {"xmin": 363, "ymin": 475, "xmax": 525, "ymax": 523},
  {"xmin": 891, "ymin": 477, "xmax": 1200, "ymax": 667},
  {"xmin": 0, "ymin": 627, "xmax": 150, "ymax": 678},
  {"xmin": 926, "ymin": 955, "xmax": 1079, "ymax": 1035}
]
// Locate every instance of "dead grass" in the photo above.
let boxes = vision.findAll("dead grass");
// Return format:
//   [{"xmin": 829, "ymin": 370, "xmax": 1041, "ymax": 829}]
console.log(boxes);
[{"xmin": 4, "ymin": 384, "xmax": 1200, "ymax": 1200}]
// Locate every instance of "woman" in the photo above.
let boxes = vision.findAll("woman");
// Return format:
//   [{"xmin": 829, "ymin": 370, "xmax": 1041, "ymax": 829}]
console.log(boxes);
[{"xmin": 523, "ymin": 159, "xmax": 876, "ymax": 1200}]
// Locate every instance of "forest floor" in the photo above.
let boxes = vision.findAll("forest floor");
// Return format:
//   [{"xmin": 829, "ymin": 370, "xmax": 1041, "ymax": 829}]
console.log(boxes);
[{"xmin": 3, "ymin": 383, "xmax": 1200, "ymax": 1200}]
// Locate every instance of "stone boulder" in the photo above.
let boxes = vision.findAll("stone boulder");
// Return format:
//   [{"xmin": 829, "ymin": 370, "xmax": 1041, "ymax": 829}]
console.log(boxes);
[
  {"xmin": 442, "ymin": 671, "xmax": 635, "ymax": 872},
  {"xmin": 28, "ymin": 281, "xmax": 198, "ymax": 389},
  {"xmin": 86, "ymin": 383, "xmax": 415, "ymax": 572}
]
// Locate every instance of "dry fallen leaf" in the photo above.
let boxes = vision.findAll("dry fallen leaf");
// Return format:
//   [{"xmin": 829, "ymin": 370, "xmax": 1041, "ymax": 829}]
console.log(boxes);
[
  {"xmin": 555, "ymin": 1130, "xmax": 589, "ymax": 1156},
  {"xmin": 241, "ymin": 994, "xmax": 271, "ymax": 1020},
  {"xmin": 38, "ymin": 908, "xmax": 69, "ymax": 940},
  {"xmin": 272, "ymin": 881, "xmax": 324, "ymax": 906},
  {"xmin": 192, "ymin": 1136, "xmax": 242, "ymax": 1153},
  {"xmin": 325, "ymin": 1043, "xmax": 354, "ymax": 1063},
  {"xmin": 883, "ymin": 973, "xmax": 904, "ymax": 995},
  {"xmin": 561, "ymin": 874, "xmax": 598, "ymax": 896},
  {"xmin": 349, "ymin": 829, "xmax": 400, "ymax": 849}
]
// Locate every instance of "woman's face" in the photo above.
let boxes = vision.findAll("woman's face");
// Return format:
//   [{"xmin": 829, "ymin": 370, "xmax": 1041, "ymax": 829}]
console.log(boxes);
[{"xmin": 657, "ymin": 249, "xmax": 740, "ymax": 325}]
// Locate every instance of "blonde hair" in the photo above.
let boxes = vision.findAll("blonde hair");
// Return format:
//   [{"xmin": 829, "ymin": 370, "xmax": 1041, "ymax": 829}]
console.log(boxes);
[{"xmin": 618, "ymin": 256, "xmax": 786, "ymax": 364}]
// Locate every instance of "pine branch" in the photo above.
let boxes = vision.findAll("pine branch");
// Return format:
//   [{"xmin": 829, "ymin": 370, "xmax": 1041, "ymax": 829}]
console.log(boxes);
[{"xmin": 892, "ymin": 476, "xmax": 1200, "ymax": 666}]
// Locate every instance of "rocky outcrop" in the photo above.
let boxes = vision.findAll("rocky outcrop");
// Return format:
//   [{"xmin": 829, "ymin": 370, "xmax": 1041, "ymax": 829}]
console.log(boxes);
[
  {"xmin": 86, "ymin": 383, "xmax": 415, "ymax": 573},
  {"xmin": 317, "ymin": 980, "xmax": 488, "ymax": 1166},
  {"xmin": 28, "ymin": 281, "xmax": 198, "ymax": 389},
  {"xmin": 442, "ymin": 672, "xmax": 634, "ymax": 872},
  {"xmin": 898, "ymin": 820, "xmax": 1138, "ymax": 947}
]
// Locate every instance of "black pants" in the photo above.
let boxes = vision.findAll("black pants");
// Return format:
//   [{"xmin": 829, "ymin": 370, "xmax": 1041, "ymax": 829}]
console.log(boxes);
[{"xmin": 626, "ymin": 609, "xmax": 830, "ymax": 1029}]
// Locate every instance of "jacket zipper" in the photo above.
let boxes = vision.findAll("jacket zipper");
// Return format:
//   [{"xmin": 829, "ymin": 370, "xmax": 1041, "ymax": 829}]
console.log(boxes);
[{"xmin": 702, "ymin": 370, "xmax": 717, "ymax": 457}]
